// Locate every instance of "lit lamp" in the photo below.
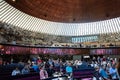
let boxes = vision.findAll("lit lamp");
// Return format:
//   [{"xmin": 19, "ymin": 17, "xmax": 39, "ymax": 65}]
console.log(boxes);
[{"xmin": 12, "ymin": 0, "xmax": 16, "ymax": 2}]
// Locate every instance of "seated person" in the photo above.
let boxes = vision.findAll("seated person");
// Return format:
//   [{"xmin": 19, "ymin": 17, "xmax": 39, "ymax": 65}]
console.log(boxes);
[
  {"xmin": 99, "ymin": 65, "xmax": 110, "ymax": 80},
  {"xmin": 11, "ymin": 67, "xmax": 21, "ymax": 76},
  {"xmin": 109, "ymin": 64, "xmax": 119, "ymax": 80},
  {"xmin": 46, "ymin": 65, "xmax": 55, "ymax": 77},
  {"xmin": 39, "ymin": 65, "xmax": 48, "ymax": 80},
  {"xmin": 66, "ymin": 62, "xmax": 73, "ymax": 78},
  {"xmin": 31, "ymin": 62, "xmax": 39, "ymax": 72},
  {"xmin": 21, "ymin": 65, "xmax": 30, "ymax": 74},
  {"xmin": 93, "ymin": 66, "xmax": 102, "ymax": 80}
]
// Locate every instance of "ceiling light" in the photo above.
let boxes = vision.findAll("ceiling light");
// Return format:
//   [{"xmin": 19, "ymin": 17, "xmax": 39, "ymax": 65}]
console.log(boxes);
[{"xmin": 12, "ymin": 0, "xmax": 16, "ymax": 2}]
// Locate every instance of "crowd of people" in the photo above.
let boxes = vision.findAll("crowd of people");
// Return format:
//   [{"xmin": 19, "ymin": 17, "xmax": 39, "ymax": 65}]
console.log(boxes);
[
  {"xmin": 0, "ymin": 55, "xmax": 120, "ymax": 80},
  {"xmin": 91, "ymin": 56, "xmax": 120, "ymax": 80}
]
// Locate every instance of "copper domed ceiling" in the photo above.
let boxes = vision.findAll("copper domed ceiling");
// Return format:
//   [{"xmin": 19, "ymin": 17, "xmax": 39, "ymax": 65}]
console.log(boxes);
[
  {"xmin": 1, "ymin": 0, "xmax": 120, "ymax": 36},
  {"xmin": 5, "ymin": 0, "xmax": 120, "ymax": 23}
]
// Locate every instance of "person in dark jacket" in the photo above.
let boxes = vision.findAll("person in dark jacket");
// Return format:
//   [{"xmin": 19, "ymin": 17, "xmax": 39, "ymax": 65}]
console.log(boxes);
[{"xmin": 46, "ymin": 65, "xmax": 55, "ymax": 77}]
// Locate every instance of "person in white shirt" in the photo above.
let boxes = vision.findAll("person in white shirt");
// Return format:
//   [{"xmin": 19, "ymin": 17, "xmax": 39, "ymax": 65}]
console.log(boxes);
[
  {"xmin": 90, "ymin": 61, "xmax": 94, "ymax": 67},
  {"xmin": 109, "ymin": 64, "xmax": 118, "ymax": 79},
  {"xmin": 11, "ymin": 67, "xmax": 21, "ymax": 76},
  {"xmin": 77, "ymin": 60, "xmax": 82, "ymax": 66}
]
